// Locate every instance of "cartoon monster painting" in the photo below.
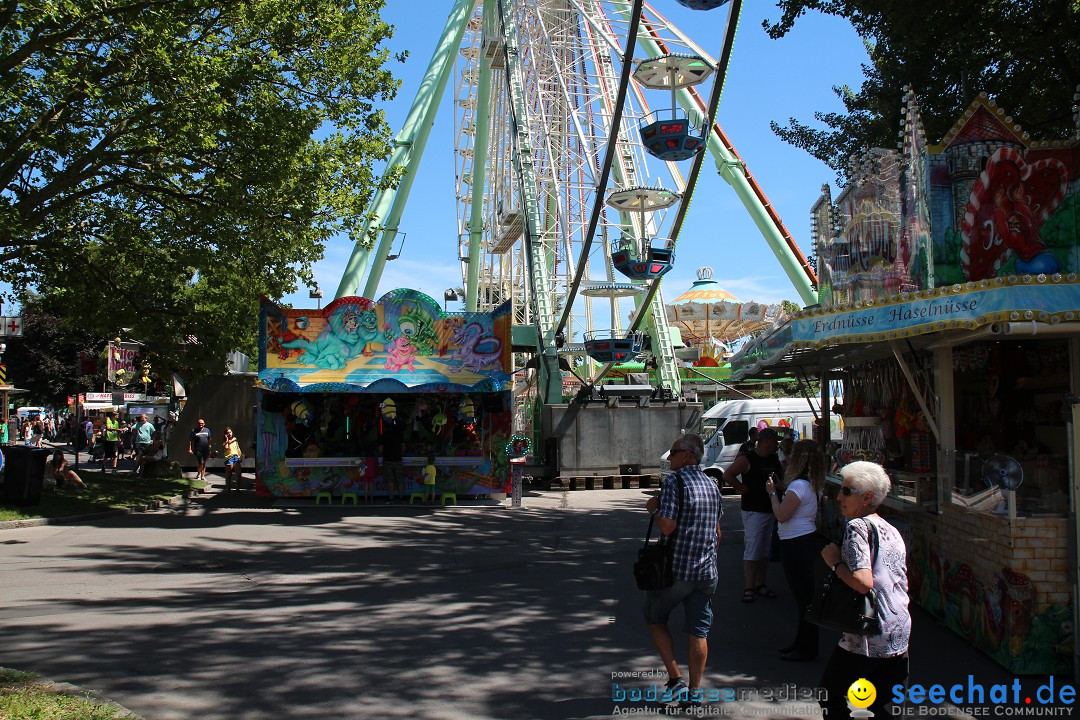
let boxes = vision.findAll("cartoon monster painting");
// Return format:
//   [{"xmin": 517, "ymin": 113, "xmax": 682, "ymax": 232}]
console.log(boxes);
[
  {"xmin": 282, "ymin": 303, "xmax": 370, "ymax": 370},
  {"xmin": 960, "ymin": 147, "xmax": 1067, "ymax": 280},
  {"xmin": 390, "ymin": 302, "xmax": 439, "ymax": 356},
  {"xmin": 448, "ymin": 322, "xmax": 502, "ymax": 372},
  {"xmin": 357, "ymin": 309, "xmax": 382, "ymax": 356},
  {"xmin": 384, "ymin": 336, "xmax": 419, "ymax": 372}
]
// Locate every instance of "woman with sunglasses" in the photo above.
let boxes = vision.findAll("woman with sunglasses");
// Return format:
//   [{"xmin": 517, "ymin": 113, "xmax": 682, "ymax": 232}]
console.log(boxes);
[
  {"xmin": 818, "ymin": 461, "xmax": 910, "ymax": 718},
  {"xmin": 764, "ymin": 439, "xmax": 827, "ymax": 662}
]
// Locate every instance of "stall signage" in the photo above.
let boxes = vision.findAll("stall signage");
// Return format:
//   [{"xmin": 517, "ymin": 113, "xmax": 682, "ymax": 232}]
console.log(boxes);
[
  {"xmin": 84, "ymin": 392, "xmax": 149, "ymax": 402},
  {"xmin": 732, "ymin": 280, "xmax": 1080, "ymax": 377},
  {"xmin": 793, "ymin": 282, "xmax": 1077, "ymax": 344}
]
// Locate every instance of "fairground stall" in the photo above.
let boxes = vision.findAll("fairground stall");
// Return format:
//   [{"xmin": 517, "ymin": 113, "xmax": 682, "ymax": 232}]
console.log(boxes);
[
  {"xmin": 256, "ymin": 289, "xmax": 513, "ymax": 501},
  {"xmin": 731, "ymin": 91, "xmax": 1080, "ymax": 674}
]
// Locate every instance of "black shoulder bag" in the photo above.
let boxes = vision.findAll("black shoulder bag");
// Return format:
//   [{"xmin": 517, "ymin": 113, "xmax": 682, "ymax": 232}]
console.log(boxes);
[
  {"xmin": 804, "ymin": 518, "xmax": 882, "ymax": 635},
  {"xmin": 633, "ymin": 475, "xmax": 684, "ymax": 591}
]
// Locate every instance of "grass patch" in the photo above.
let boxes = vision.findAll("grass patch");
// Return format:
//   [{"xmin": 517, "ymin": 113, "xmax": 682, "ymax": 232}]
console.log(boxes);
[
  {"xmin": 0, "ymin": 471, "xmax": 207, "ymax": 523},
  {"xmin": 0, "ymin": 667, "xmax": 141, "ymax": 719}
]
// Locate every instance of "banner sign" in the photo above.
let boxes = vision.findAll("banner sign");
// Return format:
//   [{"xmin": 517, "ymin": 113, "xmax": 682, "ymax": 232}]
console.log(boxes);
[
  {"xmin": 108, "ymin": 345, "xmax": 140, "ymax": 384},
  {"xmin": 83, "ymin": 392, "xmax": 152, "ymax": 402},
  {"xmin": 733, "ymin": 279, "xmax": 1080, "ymax": 377}
]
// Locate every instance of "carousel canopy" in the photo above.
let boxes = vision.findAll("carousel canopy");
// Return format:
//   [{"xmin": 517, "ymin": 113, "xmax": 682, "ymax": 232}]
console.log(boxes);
[{"xmin": 665, "ymin": 267, "xmax": 787, "ymax": 358}]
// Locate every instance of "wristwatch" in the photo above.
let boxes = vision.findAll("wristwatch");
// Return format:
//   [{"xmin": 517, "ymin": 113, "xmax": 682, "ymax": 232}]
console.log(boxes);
[{"xmin": 831, "ymin": 560, "xmax": 844, "ymax": 572}]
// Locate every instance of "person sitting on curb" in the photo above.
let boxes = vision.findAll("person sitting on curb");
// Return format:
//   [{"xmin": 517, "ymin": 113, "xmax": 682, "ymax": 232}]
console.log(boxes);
[{"xmin": 48, "ymin": 449, "xmax": 86, "ymax": 489}]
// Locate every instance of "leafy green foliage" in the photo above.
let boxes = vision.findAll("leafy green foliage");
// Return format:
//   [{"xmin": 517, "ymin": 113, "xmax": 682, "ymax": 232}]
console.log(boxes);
[
  {"xmin": 2, "ymin": 291, "xmax": 106, "ymax": 406},
  {"xmin": 765, "ymin": 1, "xmax": 1080, "ymax": 182},
  {"xmin": 1, "ymin": 0, "xmax": 404, "ymax": 376}
]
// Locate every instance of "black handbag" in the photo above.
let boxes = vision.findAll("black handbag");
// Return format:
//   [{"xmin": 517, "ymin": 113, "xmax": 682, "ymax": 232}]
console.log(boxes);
[
  {"xmin": 633, "ymin": 476, "xmax": 684, "ymax": 591},
  {"xmin": 804, "ymin": 519, "xmax": 882, "ymax": 635}
]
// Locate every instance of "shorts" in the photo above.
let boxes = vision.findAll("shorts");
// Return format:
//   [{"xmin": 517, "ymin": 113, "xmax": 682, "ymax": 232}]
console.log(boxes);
[
  {"xmin": 225, "ymin": 455, "xmax": 241, "ymax": 466},
  {"xmin": 194, "ymin": 448, "xmax": 209, "ymax": 464},
  {"xmin": 102, "ymin": 440, "xmax": 117, "ymax": 459},
  {"xmin": 382, "ymin": 460, "xmax": 403, "ymax": 486},
  {"xmin": 137, "ymin": 442, "xmax": 152, "ymax": 457},
  {"xmin": 643, "ymin": 576, "xmax": 718, "ymax": 638},
  {"xmin": 742, "ymin": 510, "xmax": 776, "ymax": 561}
]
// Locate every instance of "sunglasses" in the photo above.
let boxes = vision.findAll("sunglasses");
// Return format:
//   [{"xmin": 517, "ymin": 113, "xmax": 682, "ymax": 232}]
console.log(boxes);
[{"xmin": 840, "ymin": 486, "xmax": 862, "ymax": 496}]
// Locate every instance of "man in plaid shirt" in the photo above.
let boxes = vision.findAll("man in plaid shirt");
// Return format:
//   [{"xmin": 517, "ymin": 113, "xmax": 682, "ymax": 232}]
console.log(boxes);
[{"xmin": 643, "ymin": 432, "xmax": 723, "ymax": 708}]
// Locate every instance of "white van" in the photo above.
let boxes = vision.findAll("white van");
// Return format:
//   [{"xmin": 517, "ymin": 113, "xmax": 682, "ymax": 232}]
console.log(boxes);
[
  {"xmin": 699, "ymin": 398, "xmax": 843, "ymax": 470},
  {"xmin": 16, "ymin": 406, "xmax": 46, "ymax": 420}
]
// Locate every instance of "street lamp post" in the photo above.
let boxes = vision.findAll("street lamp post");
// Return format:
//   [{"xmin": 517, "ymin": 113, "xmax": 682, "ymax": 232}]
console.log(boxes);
[
  {"xmin": 443, "ymin": 288, "xmax": 458, "ymax": 312},
  {"xmin": 309, "ymin": 285, "xmax": 324, "ymax": 309}
]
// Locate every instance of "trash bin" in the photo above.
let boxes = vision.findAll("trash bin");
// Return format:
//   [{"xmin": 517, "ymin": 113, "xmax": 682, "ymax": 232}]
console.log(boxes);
[{"xmin": 1, "ymin": 446, "xmax": 51, "ymax": 506}]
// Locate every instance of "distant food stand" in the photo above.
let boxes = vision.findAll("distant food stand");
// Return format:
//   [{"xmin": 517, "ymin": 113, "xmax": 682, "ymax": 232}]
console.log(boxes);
[{"xmin": 255, "ymin": 289, "xmax": 513, "ymax": 500}]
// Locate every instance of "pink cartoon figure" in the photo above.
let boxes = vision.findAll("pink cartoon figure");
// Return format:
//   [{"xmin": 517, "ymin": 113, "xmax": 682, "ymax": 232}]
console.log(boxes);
[{"xmin": 384, "ymin": 337, "xmax": 418, "ymax": 372}]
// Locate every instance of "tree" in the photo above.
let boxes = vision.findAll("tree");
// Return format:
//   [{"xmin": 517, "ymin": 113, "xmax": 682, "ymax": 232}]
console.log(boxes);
[
  {"xmin": 2, "ymin": 292, "xmax": 106, "ymax": 407},
  {"xmin": 1, "ymin": 0, "xmax": 404, "ymax": 375},
  {"xmin": 765, "ymin": 0, "xmax": 1080, "ymax": 182}
]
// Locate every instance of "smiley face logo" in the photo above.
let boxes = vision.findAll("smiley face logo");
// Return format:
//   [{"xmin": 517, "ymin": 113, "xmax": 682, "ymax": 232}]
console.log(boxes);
[{"xmin": 847, "ymin": 678, "xmax": 876, "ymax": 709}]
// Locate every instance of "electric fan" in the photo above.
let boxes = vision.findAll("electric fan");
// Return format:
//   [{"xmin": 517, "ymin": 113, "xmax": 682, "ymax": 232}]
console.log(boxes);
[{"xmin": 981, "ymin": 454, "xmax": 1024, "ymax": 491}]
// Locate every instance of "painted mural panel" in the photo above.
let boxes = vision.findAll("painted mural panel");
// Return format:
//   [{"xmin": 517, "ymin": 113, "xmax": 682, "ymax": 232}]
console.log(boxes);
[
  {"xmin": 814, "ymin": 93, "xmax": 1079, "ymax": 309},
  {"xmin": 931, "ymin": 96, "xmax": 1080, "ymax": 285},
  {"xmin": 259, "ymin": 289, "xmax": 512, "ymax": 392}
]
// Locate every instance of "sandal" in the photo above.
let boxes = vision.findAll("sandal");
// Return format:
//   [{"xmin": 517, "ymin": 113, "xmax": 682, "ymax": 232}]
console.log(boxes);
[
  {"xmin": 755, "ymin": 585, "xmax": 778, "ymax": 599},
  {"xmin": 742, "ymin": 588, "xmax": 756, "ymax": 603}
]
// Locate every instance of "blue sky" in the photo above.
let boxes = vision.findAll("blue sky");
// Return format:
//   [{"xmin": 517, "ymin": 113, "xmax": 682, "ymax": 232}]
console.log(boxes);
[{"xmin": 282, "ymin": 1, "xmax": 871, "ymax": 311}]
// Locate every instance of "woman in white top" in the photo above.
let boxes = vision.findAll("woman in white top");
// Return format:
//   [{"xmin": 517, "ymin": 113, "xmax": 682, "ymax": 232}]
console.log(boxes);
[{"xmin": 765, "ymin": 439, "xmax": 827, "ymax": 662}]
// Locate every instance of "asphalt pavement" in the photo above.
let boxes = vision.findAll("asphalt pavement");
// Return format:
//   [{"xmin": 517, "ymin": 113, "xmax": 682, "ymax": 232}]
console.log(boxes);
[{"xmin": 0, "ymin": 480, "xmax": 1033, "ymax": 720}]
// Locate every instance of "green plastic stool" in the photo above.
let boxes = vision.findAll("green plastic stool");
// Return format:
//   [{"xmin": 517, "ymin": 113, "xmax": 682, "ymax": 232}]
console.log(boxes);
[
  {"xmin": 409, "ymin": 492, "xmax": 426, "ymax": 505},
  {"xmin": 341, "ymin": 492, "xmax": 359, "ymax": 505},
  {"xmin": 440, "ymin": 492, "xmax": 457, "ymax": 506},
  {"xmin": 315, "ymin": 491, "xmax": 332, "ymax": 504}
]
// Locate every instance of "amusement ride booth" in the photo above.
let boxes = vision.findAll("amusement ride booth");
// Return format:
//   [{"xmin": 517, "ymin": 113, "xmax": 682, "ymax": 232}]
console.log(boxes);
[{"xmin": 257, "ymin": 289, "xmax": 513, "ymax": 503}]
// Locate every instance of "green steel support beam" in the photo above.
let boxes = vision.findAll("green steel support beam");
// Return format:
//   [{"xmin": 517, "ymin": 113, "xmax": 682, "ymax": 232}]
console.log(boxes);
[
  {"xmin": 465, "ymin": 0, "xmax": 497, "ymax": 312},
  {"xmin": 498, "ymin": 0, "xmax": 561, "ymax": 403},
  {"xmin": 335, "ymin": 0, "xmax": 479, "ymax": 300}
]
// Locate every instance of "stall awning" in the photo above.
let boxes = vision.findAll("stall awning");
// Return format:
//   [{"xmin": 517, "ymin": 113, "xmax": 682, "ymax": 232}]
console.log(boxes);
[{"xmin": 731, "ymin": 279, "xmax": 1080, "ymax": 380}]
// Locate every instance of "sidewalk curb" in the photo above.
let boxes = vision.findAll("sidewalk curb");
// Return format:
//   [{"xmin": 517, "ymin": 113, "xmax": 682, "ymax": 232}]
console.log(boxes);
[
  {"xmin": 0, "ymin": 665, "xmax": 144, "ymax": 718},
  {"xmin": 0, "ymin": 492, "xmax": 194, "ymax": 530}
]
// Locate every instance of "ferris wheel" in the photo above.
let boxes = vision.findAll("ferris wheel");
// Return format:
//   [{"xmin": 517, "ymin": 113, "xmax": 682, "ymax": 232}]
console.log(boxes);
[{"xmin": 335, "ymin": 0, "xmax": 815, "ymax": 416}]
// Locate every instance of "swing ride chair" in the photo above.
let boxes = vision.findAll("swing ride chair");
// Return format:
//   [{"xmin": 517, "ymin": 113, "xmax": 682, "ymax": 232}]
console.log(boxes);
[
  {"xmin": 634, "ymin": 52, "xmax": 714, "ymax": 162},
  {"xmin": 610, "ymin": 237, "xmax": 675, "ymax": 280},
  {"xmin": 606, "ymin": 186, "xmax": 680, "ymax": 281},
  {"xmin": 582, "ymin": 330, "xmax": 645, "ymax": 364}
]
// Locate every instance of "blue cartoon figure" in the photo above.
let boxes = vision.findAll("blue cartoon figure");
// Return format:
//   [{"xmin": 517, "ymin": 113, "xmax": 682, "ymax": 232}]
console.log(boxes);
[{"xmin": 282, "ymin": 303, "xmax": 369, "ymax": 370}]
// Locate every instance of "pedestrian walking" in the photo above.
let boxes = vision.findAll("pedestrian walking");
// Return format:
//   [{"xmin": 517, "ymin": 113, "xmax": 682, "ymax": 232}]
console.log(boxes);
[
  {"xmin": 818, "ymin": 461, "xmax": 911, "ymax": 718},
  {"xmin": 188, "ymin": 418, "xmax": 212, "ymax": 483},
  {"xmin": 643, "ymin": 432, "xmax": 723, "ymax": 710}
]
